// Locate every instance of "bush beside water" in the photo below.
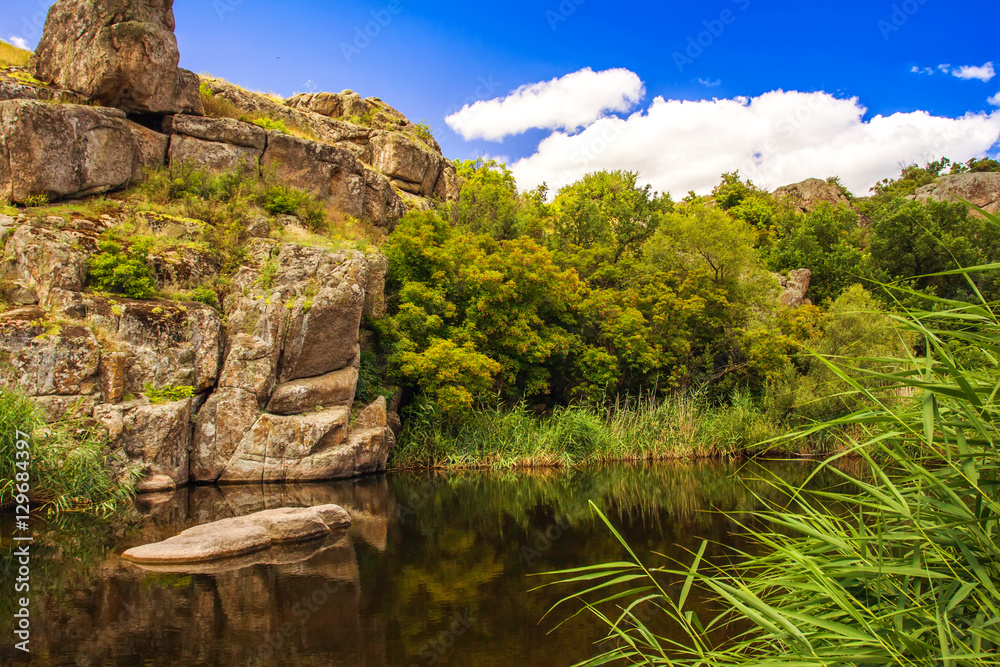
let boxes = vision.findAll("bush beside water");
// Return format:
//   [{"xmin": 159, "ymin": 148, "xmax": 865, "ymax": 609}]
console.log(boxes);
[{"xmin": 0, "ymin": 389, "xmax": 138, "ymax": 515}]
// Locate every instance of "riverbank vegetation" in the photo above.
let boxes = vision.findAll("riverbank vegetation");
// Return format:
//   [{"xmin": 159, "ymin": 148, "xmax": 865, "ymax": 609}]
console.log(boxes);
[
  {"xmin": 544, "ymin": 251, "xmax": 1000, "ymax": 664},
  {"xmin": 381, "ymin": 158, "xmax": 999, "ymax": 467},
  {"xmin": 0, "ymin": 388, "xmax": 138, "ymax": 514}
]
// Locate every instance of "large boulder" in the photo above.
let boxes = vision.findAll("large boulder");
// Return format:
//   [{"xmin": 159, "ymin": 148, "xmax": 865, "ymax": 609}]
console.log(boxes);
[
  {"xmin": 266, "ymin": 367, "xmax": 359, "ymax": 415},
  {"xmin": 121, "ymin": 504, "xmax": 351, "ymax": 566},
  {"xmin": 370, "ymin": 131, "xmax": 444, "ymax": 197},
  {"xmin": 32, "ymin": 0, "xmax": 203, "ymax": 115},
  {"xmin": 774, "ymin": 178, "xmax": 850, "ymax": 213},
  {"xmin": 912, "ymin": 172, "xmax": 1000, "ymax": 216},
  {"xmin": 108, "ymin": 397, "xmax": 195, "ymax": 489},
  {"xmin": 167, "ymin": 114, "xmax": 266, "ymax": 149},
  {"xmin": 216, "ymin": 407, "xmax": 352, "ymax": 483},
  {"xmin": 0, "ymin": 100, "xmax": 137, "ymax": 203}
]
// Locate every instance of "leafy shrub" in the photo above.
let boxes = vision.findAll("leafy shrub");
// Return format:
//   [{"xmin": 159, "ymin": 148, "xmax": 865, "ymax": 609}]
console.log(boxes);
[
  {"xmin": 172, "ymin": 286, "xmax": 220, "ymax": 309},
  {"xmin": 250, "ymin": 117, "xmax": 290, "ymax": 134},
  {"xmin": 413, "ymin": 120, "xmax": 435, "ymax": 146},
  {"xmin": 23, "ymin": 193, "xmax": 50, "ymax": 207},
  {"xmin": 144, "ymin": 384, "xmax": 195, "ymax": 404},
  {"xmin": 88, "ymin": 241, "xmax": 156, "ymax": 299},
  {"xmin": 355, "ymin": 351, "xmax": 390, "ymax": 405},
  {"xmin": 264, "ymin": 185, "xmax": 327, "ymax": 231}
]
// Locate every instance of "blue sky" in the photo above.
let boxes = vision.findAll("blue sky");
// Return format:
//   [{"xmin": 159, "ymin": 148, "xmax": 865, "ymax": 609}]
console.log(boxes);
[{"xmin": 4, "ymin": 0, "xmax": 999, "ymax": 195}]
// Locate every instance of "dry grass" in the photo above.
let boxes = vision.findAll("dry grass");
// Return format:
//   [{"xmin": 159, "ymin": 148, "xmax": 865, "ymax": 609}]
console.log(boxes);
[{"xmin": 0, "ymin": 40, "xmax": 31, "ymax": 68}]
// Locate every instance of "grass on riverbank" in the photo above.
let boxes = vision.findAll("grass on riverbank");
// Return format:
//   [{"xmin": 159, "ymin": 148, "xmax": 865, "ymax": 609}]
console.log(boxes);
[
  {"xmin": 543, "ymin": 234, "xmax": 1000, "ymax": 664},
  {"xmin": 0, "ymin": 389, "xmax": 139, "ymax": 515},
  {"xmin": 391, "ymin": 391, "xmax": 839, "ymax": 470}
]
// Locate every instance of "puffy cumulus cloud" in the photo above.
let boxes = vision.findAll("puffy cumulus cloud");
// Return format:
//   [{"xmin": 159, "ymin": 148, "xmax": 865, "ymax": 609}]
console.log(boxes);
[
  {"xmin": 7, "ymin": 36, "xmax": 29, "ymax": 50},
  {"xmin": 953, "ymin": 62, "xmax": 996, "ymax": 82},
  {"xmin": 445, "ymin": 68, "xmax": 644, "ymax": 142},
  {"xmin": 990, "ymin": 92, "xmax": 1000, "ymax": 107},
  {"xmin": 509, "ymin": 90, "xmax": 1000, "ymax": 197}
]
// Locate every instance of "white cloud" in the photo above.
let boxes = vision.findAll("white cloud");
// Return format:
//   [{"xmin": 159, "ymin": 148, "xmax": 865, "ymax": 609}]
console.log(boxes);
[
  {"xmin": 695, "ymin": 77, "xmax": 721, "ymax": 87},
  {"xmin": 953, "ymin": 62, "xmax": 996, "ymax": 82},
  {"xmin": 445, "ymin": 68, "xmax": 644, "ymax": 142},
  {"xmin": 6, "ymin": 36, "xmax": 29, "ymax": 50},
  {"xmin": 911, "ymin": 66, "xmax": 934, "ymax": 75},
  {"xmin": 508, "ymin": 89, "xmax": 1000, "ymax": 197},
  {"xmin": 989, "ymin": 92, "xmax": 1000, "ymax": 107},
  {"xmin": 938, "ymin": 64, "xmax": 952, "ymax": 74}
]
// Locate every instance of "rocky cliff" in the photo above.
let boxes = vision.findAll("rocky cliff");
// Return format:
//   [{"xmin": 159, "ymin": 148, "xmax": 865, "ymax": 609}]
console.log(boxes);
[
  {"xmin": 0, "ymin": 211, "xmax": 397, "ymax": 492},
  {"xmin": 0, "ymin": 0, "xmax": 468, "ymax": 491}
]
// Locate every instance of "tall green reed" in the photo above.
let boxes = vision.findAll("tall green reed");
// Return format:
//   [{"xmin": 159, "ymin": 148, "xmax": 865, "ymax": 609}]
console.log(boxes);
[{"xmin": 1, "ymin": 388, "xmax": 139, "ymax": 515}]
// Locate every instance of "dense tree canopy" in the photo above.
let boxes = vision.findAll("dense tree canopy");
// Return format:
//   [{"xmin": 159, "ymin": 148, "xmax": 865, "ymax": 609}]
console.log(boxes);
[{"xmin": 378, "ymin": 159, "xmax": 995, "ymax": 424}]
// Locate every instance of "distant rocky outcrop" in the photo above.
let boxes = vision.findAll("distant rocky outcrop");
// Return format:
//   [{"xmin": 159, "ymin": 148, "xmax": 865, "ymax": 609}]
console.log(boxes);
[
  {"xmin": 777, "ymin": 268, "xmax": 812, "ymax": 308},
  {"xmin": 911, "ymin": 172, "xmax": 1000, "ymax": 216},
  {"xmin": 774, "ymin": 178, "xmax": 850, "ymax": 213},
  {"xmin": 0, "ymin": 213, "xmax": 396, "ymax": 491},
  {"xmin": 32, "ymin": 0, "xmax": 202, "ymax": 115}
]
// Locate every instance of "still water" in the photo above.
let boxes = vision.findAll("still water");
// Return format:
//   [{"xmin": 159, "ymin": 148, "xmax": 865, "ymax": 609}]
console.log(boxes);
[{"xmin": 1, "ymin": 460, "xmax": 844, "ymax": 666}]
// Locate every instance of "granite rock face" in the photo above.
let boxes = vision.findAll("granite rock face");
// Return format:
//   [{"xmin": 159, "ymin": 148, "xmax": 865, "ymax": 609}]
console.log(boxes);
[
  {"xmin": 31, "ymin": 0, "xmax": 203, "ymax": 115},
  {"xmin": 0, "ymin": 101, "xmax": 137, "ymax": 203},
  {"xmin": 0, "ymin": 214, "xmax": 395, "ymax": 492},
  {"xmin": 190, "ymin": 238, "xmax": 393, "ymax": 484},
  {"xmin": 774, "ymin": 178, "xmax": 851, "ymax": 213},
  {"xmin": 912, "ymin": 172, "xmax": 1000, "ymax": 216},
  {"xmin": 777, "ymin": 268, "xmax": 813, "ymax": 308}
]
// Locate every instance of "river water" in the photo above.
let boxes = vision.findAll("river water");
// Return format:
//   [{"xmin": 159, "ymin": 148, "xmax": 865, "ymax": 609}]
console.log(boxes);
[{"xmin": 1, "ymin": 460, "xmax": 845, "ymax": 666}]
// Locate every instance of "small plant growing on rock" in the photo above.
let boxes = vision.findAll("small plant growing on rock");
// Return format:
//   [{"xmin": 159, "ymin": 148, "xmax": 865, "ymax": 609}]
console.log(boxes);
[
  {"xmin": 171, "ymin": 286, "xmax": 220, "ymax": 310},
  {"xmin": 250, "ymin": 117, "xmax": 290, "ymax": 134},
  {"xmin": 23, "ymin": 193, "xmax": 50, "ymax": 207},
  {"xmin": 256, "ymin": 256, "xmax": 279, "ymax": 290},
  {"xmin": 144, "ymin": 384, "xmax": 195, "ymax": 404},
  {"xmin": 413, "ymin": 120, "xmax": 435, "ymax": 146},
  {"xmin": 88, "ymin": 241, "xmax": 156, "ymax": 299}
]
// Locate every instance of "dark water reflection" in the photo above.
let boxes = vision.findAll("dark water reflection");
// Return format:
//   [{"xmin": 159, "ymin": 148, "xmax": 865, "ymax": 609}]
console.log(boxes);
[{"xmin": 1, "ymin": 460, "xmax": 848, "ymax": 666}]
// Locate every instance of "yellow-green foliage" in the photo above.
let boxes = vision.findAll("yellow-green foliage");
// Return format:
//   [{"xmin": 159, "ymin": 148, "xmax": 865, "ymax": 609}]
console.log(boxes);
[
  {"xmin": 144, "ymin": 384, "xmax": 195, "ymax": 404},
  {"xmin": 0, "ymin": 40, "xmax": 31, "ymax": 68}
]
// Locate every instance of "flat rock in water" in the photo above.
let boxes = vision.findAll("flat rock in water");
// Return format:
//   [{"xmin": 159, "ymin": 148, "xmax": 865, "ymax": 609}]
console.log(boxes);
[{"xmin": 121, "ymin": 504, "xmax": 352, "ymax": 565}]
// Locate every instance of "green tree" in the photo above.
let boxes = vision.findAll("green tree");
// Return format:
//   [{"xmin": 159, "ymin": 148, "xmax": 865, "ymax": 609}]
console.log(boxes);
[
  {"xmin": 551, "ymin": 170, "xmax": 672, "ymax": 263},
  {"xmin": 868, "ymin": 198, "xmax": 1000, "ymax": 299},
  {"xmin": 767, "ymin": 203, "xmax": 869, "ymax": 304},
  {"xmin": 444, "ymin": 159, "xmax": 523, "ymax": 239},
  {"xmin": 398, "ymin": 339, "xmax": 501, "ymax": 417}
]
